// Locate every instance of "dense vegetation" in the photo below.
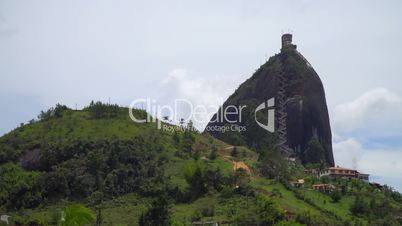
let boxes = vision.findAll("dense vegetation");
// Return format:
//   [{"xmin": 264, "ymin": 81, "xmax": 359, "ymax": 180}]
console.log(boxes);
[{"xmin": 0, "ymin": 102, "xmax": 401, "ymax": 225}]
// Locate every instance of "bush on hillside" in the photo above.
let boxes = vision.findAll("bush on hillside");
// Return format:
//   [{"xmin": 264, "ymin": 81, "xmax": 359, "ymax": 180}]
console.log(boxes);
[
  {"xmin": 139, "ymin": 193, "xmax": 170, "ymax": 226},
  {"xmin": 86, "ymin": 101, "xmax": 119, "ymax": 119}
]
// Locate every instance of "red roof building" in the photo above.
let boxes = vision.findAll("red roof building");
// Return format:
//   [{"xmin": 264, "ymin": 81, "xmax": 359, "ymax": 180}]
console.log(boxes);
[{"xmin": 319, "ymin": 166, "xmax": 369, "ymax": 182}]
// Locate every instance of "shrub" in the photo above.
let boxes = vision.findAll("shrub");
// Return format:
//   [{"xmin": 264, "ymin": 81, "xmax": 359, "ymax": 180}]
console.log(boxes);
[
  {"xmin": 231, "ymin": 146, "xmax": 238, "ymax": 157},
  {"xmin": 274, "ymin": 221, "xmax": 306, "ymax": 226},
  {"xmin": 330, "ymin": 190, "xmax": 342, "ymax": 203},
  {"xmin": 139, "ymin": 194, "xmax": 170, "ymax": 226},
  {"xmin": 184, "ymin": 161, "xmax": 207, "ymax": 201},
  {"xmin": 58, "ymin": 204, "xmax": 96, "ymax": 226},
  {"xmin": 256, "ymin": 194, "xmax": 284, "ymax": 225},
  {"xmin": 200, "ymin": 204, "xmax": 215, "ymax": 217},
  {"xmin": 0, "ymin": 163, "xmax": 43, "ymax": 209},
  {"xmin": 350, "ymin": 196, "xmax": 368, "ymax": 216},
  {"xmin": 208, "ymin": 147, "xmax": 217, "ymax": 160},
  {"xmin": 86, "ymin": 101, "xmax": 119, "ymax": 119},
  {"xmin": 220, "ymin": 186, "xmax": 234, "ymax": 199}
]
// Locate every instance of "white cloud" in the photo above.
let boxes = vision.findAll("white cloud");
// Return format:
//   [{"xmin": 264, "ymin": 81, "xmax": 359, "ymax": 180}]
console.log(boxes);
[
  {"xmin": 161, "ymin": 69, "xmax": 224, "ymax": 106},
  {"xmin": 332, "ymin": 88, "xmax": 402, "ymax": 133},
  {"xmin": 333, "ymin": 138, "xmax": 363, "ymax": 169},
  {"xmin": 158, "ymin": 68, "xmax": 238, "ymax": 130},
  {"xmin": 333, "ymin": 88, "xmax": 402, "ymax": 192},
  {"xmin": 359, "ymin": 149, "xmax": 402, "ymax": 180}
]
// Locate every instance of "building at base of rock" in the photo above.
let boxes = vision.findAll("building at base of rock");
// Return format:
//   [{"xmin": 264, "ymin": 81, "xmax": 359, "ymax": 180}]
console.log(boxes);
[{"xmin": 319, "ymin": 166, "xmax": 369, "ymax": 182}]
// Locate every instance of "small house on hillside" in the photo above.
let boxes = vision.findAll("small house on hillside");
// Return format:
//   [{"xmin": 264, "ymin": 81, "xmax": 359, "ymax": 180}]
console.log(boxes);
[
  {"xmin": 358, "ymin": 173, "xmax": 370, "ymax": 182},
  {"xmin": 312, "ymin": 183, "xmax": 336, "ymax": 192},
  {"xmin": 304, "ymin": 168, "xmax": 319, "ymax": 177},
  {"xmin": 369, "ymin": 182, "xmax": 384, "ymax": 190},
  {"xmin": 290, "ymin": 179, "xmax": 305, "ymax": 188},
  {"xmin": 284, "ymin": 210, "xmax": 297, "ymax": 221}
]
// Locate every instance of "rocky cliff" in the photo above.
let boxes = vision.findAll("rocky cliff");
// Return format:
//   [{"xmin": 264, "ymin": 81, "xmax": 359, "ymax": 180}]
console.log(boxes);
[{"xmin": 205, "ymin": 35, "xmax": 334, "ymax": 166}]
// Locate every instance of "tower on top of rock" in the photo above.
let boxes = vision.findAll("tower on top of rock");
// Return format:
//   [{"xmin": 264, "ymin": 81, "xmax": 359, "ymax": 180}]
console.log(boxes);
[{"xmin": 281, "ymin": 33, "xmax": 297, "ymax": 50}]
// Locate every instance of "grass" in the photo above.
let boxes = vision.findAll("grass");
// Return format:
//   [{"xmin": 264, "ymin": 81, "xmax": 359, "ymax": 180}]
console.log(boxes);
[
  {"xmin": 171, "ymin": 196, "xmax": 217, "ymax": 223},
  {"xmin": 100, "ymin": 194, "xmax": 151, "ymax": 226},
  {"xmin": 10, "ymin": 110, "xmax": 152, "ymax": 143},
  {"xmin": 301, "ymin": 189, "xmax": 355, "ymax": 221},
  {"xmin": 171, "ymin": 194, "xmax": 256, "ymax": 224},
  {"xmin": 250, "ymin": 178, "xmax": 321, "ymax": 215},
  {"xmin": 165, "ymin": 157, "xmax": 192, "ymax": 190},
  {"xmin": 207, "ymin": 157, "xmax": 233, "ymax": 175}
]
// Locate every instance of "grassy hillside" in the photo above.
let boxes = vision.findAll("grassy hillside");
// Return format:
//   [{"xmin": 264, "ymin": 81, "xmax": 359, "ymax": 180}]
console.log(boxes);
[{"xmin": 0, "ymin": 103, "xmax": 401, "ymax": 226}]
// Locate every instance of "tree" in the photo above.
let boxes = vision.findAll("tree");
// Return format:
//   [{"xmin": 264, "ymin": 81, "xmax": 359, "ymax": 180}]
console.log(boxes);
[
  {"xmin": 302, "ymin": 137, "xmax": 326, "ymax": 164},
  {"xmin": 95, "ymin": 209, "xmax": 103, "ymax": 226},
  {"xmin": 0, "ymin": 163, "xmax": 43, "ymax": 209},
  {"xmin": 181, "ymin": 128, "xmax": 195, "ymax": 154},
  {"xmin": 86, "ymin": 150, "xmax": 106, "ymax": 189},
  {"xmin": 205, "ymin": 167, "xmax": 224, "ymax": 192},
  {"xmin": 209, "ymin": 147, "xmax": 217, "ymax": 160},
  {"xmin": 38, "ymin": 108, "xmax": 54, "ymax": 120},
  {"xmin": 256, "ymin": 194, "xmax": 284, "ymax": 225},
  {"xmin": 41, "ymin": 168, "xmax": 69, "ymax": 198},
  {"xmin": 139, "ymin": 194, "xmax": 170, "ymax": 226},
  {"xmin": 259, "ymin": 148, "xmax": 289, "ymax": 181},
  {"xmin": 186, "ymin": 120, "xmax": 194, "ymax": 131},
  {"xmin": 330, "ymin": 190, "xmax": 342, "ymax": 203},
  {"xmin": 172, "ymin": 131, "xmax": 180, "ymax": 146},
  {"xmin": 184, "ymin": 162, "xmax": 207, "ymax": 200},
  {"xmin": 88, "ymin": 191, "xmax": 104, "ymax": 226},
  {"xmin": 350, "ymin": 196, "xmax": 368, "ymax": 216},
  {"xmin": 54, "ymin": 104, "xmax": 69, "ymax": 118},
  {"xmin": 231, "ymin": 146, "xmax": 238, "ymax": 157},
  {"xmin": 37, "ymin": 104, "xmax": 70, "ymax": 120},
  {"xmin": 87, "ymin": 101, "xmax": 119, "ymax": 119}
]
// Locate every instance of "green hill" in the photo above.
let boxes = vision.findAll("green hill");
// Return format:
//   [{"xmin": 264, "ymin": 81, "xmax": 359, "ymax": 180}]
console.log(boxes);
[{"xmin": 0, "ymin": 103, "xmax": 401, "ymax": 226}]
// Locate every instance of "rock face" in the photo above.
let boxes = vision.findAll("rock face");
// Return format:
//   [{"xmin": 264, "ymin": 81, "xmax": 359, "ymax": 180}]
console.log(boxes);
[{"xmin": 205, "ymin": 35, "xmax": 334, "ymax": 166}]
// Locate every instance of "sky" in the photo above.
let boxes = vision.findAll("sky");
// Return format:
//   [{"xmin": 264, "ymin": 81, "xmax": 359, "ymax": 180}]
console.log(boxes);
[{"xmin": 1, "ymin": 0, "xmax": 401, "ymax": 191}]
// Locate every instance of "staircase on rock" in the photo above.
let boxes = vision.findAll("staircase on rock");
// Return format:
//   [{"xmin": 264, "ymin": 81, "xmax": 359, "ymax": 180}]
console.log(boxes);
[{"xmin": 275, "ymin": 61, "xmax": 293, "ymax": 155}]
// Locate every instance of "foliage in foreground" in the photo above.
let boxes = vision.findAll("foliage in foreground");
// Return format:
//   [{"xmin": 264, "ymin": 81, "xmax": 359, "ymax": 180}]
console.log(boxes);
[{"xmin": 59, "ymin": 204, "xmax": 96, "ymax": 226}]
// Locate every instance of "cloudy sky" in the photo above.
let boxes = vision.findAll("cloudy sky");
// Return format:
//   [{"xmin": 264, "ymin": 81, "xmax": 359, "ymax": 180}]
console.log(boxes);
[{"xmin": 1, "ymin": 1, "xmax": 401, "ymax": 191}]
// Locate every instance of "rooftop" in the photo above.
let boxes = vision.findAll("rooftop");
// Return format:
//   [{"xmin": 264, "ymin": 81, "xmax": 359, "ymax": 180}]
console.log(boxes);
[{"xmin": 327, "ymin": 166, "xmax": 357, "ymax": 171}]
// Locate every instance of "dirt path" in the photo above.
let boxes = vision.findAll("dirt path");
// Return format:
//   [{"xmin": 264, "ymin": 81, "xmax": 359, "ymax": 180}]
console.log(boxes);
[
  {"xmin": 232, "ymin": 160, "xmax": 251, "ymax": 174},
  {"xmin": 221, "ymin": 145, "xmax": 252, "ymax": 174},
  {"xmin": 205, "ymin": 145, "xmax": 253, "ymax": 175}
]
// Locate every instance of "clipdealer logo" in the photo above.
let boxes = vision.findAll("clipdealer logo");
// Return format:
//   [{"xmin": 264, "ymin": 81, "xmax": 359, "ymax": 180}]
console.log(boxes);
[
  {"xmin": 255, "ymin": 97, "xmax": 275, "ymax": 133},
  {"xmin": 128, "ymin": 97, "xmax": 275, "ymax": 133}
]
